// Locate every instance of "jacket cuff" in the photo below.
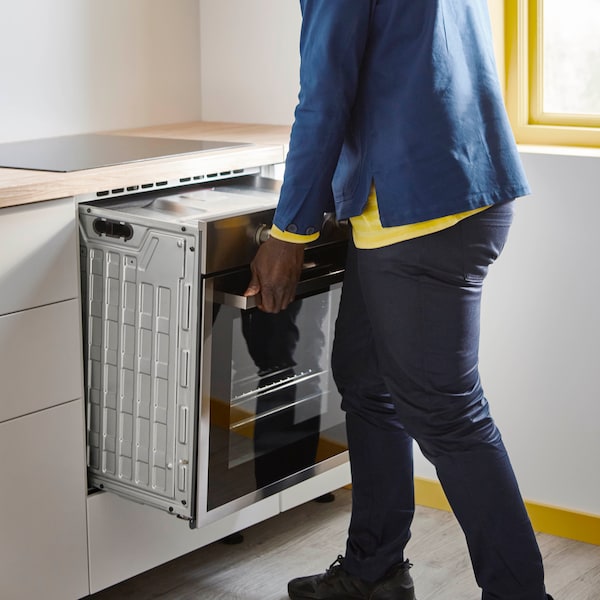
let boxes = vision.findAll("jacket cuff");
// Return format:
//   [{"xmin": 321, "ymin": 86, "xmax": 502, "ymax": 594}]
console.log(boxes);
[{"xmin": 270, "ymin": 224, "xmax": 320, "ymax": 244}]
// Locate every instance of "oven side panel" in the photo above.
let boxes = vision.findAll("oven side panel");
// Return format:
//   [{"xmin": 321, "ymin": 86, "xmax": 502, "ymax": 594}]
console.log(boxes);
[{"xmin": 79, "ymin": 210, "xmax": 199, "ymax": 519}]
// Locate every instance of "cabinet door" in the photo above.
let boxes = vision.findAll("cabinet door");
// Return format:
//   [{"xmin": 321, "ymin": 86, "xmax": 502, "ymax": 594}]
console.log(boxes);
[
  {"xmin": 0, "ymin": 299, "xmax": 82, "ymax": 422},
  {"xmin": 0, "ymin": 401, "xmax": 89, "ymax": 600},
  {"xmin": 0, "ymin": 197, "xmax": 79, "ymax": 316}
]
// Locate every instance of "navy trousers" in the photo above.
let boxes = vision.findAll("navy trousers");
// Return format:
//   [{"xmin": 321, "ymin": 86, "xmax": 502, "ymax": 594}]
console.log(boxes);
[{"xmin": 331, "ymin": 201, "xmax": 547, "ymax": 600}]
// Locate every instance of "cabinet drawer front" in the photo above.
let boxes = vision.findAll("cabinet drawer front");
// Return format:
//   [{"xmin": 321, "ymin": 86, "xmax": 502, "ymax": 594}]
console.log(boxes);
[
  {"xmin": 0, "ymin": 299, "xmax": 82, "ymax": 422},
  {"xmin": 0, "ymin": 401, "xmax": 89, "ymax": 600},
  {"xmin": 0, "ymin": 197, "xmax": 79, "ymax": 316}
]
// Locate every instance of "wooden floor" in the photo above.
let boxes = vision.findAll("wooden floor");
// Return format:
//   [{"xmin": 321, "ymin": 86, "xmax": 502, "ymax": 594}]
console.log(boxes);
[{"xmin": 88, "ymin": 488, "xmax": 599, "ymax": 600}]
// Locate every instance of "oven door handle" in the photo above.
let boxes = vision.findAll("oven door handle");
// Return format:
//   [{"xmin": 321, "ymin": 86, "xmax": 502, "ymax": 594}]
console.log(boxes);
[{"xmin": 212, "ymin": 268, "xmax": 344, "ymax": 310}]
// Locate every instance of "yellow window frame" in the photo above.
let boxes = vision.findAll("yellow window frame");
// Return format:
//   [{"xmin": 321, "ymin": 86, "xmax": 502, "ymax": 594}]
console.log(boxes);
[{"xmin": 505, "ymin": 0, "xmax": 600, "ymax": 147}]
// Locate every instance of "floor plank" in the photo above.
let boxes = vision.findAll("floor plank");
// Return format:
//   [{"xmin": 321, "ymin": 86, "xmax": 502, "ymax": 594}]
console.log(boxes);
[{"xmin": 87, "ymin": 488, "xmax": 599, "ymax": 600}]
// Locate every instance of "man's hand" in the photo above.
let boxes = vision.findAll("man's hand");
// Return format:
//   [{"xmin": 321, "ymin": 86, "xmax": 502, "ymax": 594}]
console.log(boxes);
[{"xmin": 244, "ymin": 236, "xmax": 305, "ymax": 313}]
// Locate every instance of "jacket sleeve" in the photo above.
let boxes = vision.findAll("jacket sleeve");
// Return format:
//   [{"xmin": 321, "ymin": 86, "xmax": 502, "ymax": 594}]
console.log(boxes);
[{"xmin": 273, "ymin": 0, "xmax": 373, "ymax": 236}]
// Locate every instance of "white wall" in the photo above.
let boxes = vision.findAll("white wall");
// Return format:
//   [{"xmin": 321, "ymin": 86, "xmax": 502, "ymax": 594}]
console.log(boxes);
[
  {"xmin": 199, "ymin": 1, "xmax": 600, "ymax": 516},
  {"xmin": 426, "ymin": 151, "xmax": 600, "ymax": 515},
  {"xmin": 0, "ymin": 0, "xmax": 202, "ymax": 143},
  {"xmin": 198, "ymin": 0, "xmax": 501, "ymax": 126},
  {"xmin": 199, "ymin": 0, "xmax": 300, "ymax": 125}
]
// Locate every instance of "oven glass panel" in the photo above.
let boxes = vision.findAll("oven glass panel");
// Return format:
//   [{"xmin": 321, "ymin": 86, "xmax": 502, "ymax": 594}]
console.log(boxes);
[{"xmin": 207, "ymin": 287, "xmax": 347, "ymax": 510}]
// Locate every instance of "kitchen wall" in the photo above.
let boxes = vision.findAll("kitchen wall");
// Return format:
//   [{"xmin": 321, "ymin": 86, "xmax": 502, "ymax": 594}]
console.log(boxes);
[
  {"xmin": 0, "ymin": 0, "xmax": 202, "ymax": 144},
  {"xmin": 199, "ymin": 0, "xmax": 300, "ymax": 126},
  {"xmin": 478, "ymin": 149, "xmax": 600, "ymax": 515},
  {"xmin": 198, "ymin": 0, "xmax": 600, "ymax": 516},
  {"xmin": 199, "ymin": 0, "xmax": 503, "ymax": 126}
]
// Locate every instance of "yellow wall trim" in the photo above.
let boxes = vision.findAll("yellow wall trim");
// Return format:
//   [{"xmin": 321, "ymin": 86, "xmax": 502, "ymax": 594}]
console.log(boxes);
[{"xmin": 414, "ymin": 477, "xmax": 600, "ymax": 546}]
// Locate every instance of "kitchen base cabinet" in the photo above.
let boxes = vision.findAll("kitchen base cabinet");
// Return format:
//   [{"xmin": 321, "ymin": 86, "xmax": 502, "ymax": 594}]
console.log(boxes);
[
  {"xmin": 0, "ymin": 197, "xmax": 79, "ymax": 316},
  {"xmin": 86, "ymin": 462, "xmax": 351, "ymax": 594},
  {"xmin": 87, "ymin": 490, "xmax": 280, "ymax": 594},
  {"xmin": 0, "ymin": 299, "xmax": 83, "ymax": 422},
  {"xmin": 0, "ymin": 401, "xmax": 89, "ymax": 600}
]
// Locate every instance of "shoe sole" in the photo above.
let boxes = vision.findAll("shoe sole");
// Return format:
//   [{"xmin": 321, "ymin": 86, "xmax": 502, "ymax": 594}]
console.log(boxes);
[{"xmin": 289, "ymin": 592, "xmax": 417, "ymax": 600}]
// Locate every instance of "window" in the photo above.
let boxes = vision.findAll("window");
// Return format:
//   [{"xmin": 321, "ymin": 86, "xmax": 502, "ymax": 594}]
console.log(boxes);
[{"xmin": 506, "ymin": 0, "xmax": 600, "ymax": 147}]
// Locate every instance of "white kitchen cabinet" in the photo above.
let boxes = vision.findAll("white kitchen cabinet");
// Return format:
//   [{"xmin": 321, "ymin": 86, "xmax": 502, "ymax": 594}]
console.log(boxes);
[
  {"xmin": 87, "ymin": 490, "xmax": 280, "ymax": 593},
  {"xmin": 0, "ymin": 198, "xmax": 79, "ymax": 316},
  {"xmin": 0, "ymin": 401, "xmax": 89, "ymax": 600},
  {"xmin": 0, "ymin": 299, "xmax": 82, "ymax": 422},
  {"xmin": 87, "ymin": 462, "xmax": 352, "ymax": 593},
  {"xmin": 0, "ymin": 197, "xmax": 89, "ymax": 599}
]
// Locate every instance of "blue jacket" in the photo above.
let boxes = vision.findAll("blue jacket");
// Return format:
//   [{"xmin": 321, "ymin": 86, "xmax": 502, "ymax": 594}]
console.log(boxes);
[{"xmin": 273, "ymin": 0, "xmax": 529, "ymax": 236}]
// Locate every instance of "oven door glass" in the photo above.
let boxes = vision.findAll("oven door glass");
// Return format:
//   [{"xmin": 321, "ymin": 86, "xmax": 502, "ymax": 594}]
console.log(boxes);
[{"xmin": 200, "ymin": 277, "xmax": 347, "ymax": 518}]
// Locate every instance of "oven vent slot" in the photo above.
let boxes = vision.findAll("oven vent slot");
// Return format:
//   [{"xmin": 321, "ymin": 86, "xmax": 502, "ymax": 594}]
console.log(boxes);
[{"xmin": 85, "ymin": 167, "xmax": 261, "ymax": 202}]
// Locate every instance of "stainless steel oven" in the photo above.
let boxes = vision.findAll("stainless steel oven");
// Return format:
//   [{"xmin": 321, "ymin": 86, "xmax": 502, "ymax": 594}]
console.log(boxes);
[{"xmin": 79, "ymin": 175, "xmax": 349, "ymax": 527}]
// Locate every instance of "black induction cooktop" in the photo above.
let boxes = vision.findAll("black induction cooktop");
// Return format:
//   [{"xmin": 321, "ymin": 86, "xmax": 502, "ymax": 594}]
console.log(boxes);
[{"xmin": 0, "ymin": 134, "xmax": 248, "ymax": 172}]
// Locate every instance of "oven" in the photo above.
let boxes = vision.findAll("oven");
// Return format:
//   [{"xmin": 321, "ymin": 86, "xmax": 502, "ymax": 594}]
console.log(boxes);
[{"xmin": 78, "ymin": 174, "xmax": 349, "ymax": 527}]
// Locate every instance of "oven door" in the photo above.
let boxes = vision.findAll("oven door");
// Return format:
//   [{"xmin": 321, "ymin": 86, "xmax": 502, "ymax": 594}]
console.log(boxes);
[{"xmin": 195, "ymin": 253, "xmax": 348, "ymax": 525}]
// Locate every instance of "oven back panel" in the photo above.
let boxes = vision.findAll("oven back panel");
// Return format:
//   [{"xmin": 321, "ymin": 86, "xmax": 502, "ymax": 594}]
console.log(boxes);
[{"xmin": 79, "ymin": 212, "xmax": 200, "ymax": 520}]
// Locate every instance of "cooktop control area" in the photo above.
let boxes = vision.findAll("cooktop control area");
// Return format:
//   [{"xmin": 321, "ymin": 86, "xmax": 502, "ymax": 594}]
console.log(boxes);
[{"xmin": 0, "ymin": 134, "xmax": 247, "ymax": 172}]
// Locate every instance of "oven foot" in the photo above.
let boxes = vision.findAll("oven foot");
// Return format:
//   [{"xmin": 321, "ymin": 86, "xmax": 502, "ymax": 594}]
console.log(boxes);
[
  {"xmin": 220, "ymin": 532, "xmax": 245, "ymax": 545},
  {"xmin": 314, "ymin": 492, "xmax": 336, "ymax": 503}
]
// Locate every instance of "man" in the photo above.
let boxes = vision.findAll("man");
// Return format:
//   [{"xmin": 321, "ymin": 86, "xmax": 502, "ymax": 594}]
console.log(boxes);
[{"xmin": 245, "ymin": 2, "xmax": 553, "ymax": 599}]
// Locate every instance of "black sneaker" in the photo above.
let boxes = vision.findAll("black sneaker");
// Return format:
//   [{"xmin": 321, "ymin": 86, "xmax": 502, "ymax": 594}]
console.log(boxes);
[{"xmin": 288, "ymin": 555, "xmax": 416, "ymax": 600}]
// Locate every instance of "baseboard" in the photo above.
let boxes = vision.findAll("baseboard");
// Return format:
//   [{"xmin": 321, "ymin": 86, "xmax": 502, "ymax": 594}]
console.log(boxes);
[{"xmin": 414, "ymin": 477, "xmax": 600, "ymax": 546}]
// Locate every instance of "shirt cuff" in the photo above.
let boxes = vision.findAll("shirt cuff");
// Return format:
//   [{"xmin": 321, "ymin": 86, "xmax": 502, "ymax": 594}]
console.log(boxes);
[{"xmin": 270, "ymin": 224, "xmax": 320, "ymax": 244}]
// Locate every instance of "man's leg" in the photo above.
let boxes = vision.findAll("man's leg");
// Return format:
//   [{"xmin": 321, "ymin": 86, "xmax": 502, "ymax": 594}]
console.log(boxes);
[
  {"xmin": 332, "ymin": 241, "xmax": 415, "ymax": 583},
  {"xmin": 356, "ymin": 201, "xmax": 547, "ymax": 600}
]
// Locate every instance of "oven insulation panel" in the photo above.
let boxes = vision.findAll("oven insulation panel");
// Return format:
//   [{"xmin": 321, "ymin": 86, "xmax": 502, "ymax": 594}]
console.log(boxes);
[{"xmin": 80, "ymin": 215, "xmax": 199, "ymax": 519}]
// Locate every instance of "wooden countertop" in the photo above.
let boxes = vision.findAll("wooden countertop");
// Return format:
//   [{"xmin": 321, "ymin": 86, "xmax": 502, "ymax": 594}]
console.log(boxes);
[{"xmin": 0, "ymin": 122, "xmax": 291, "ymax": 209}]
